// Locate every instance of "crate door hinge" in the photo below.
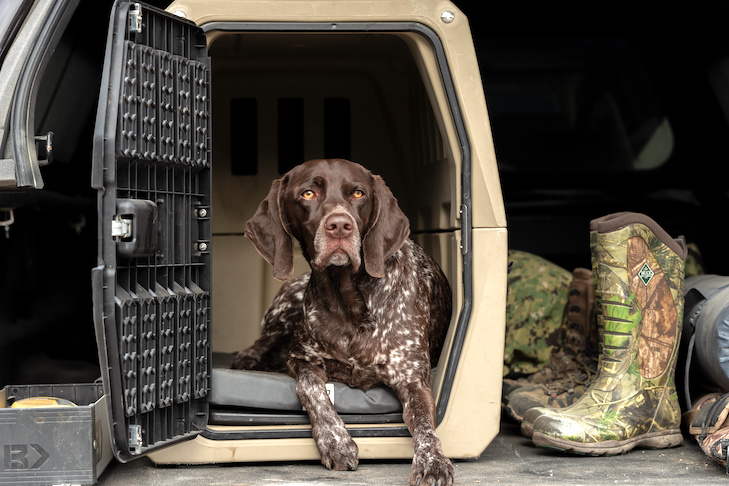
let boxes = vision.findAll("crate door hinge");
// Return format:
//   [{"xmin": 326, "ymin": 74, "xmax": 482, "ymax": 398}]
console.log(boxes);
[
  {"xmin": 129, "ymin": 3, "xmax": 143, "ymax": 34},
  {"xmin": 128, "ymin": 424, "xmax": 143, "ymax": 455}
]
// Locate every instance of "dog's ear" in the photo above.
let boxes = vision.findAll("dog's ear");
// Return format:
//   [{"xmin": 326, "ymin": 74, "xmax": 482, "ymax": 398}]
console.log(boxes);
[
  {"xmin": 245, "ymin": 178, "xmax": 294, "ymax": 281},
  {"xmin": 362, "ymin": 175, "xmax": 410, "ymax": 278}
]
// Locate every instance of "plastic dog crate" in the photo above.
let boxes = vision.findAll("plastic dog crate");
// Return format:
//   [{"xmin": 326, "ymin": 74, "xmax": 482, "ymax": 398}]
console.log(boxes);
[{"xmin": 90, "ymin": 0, "xmax": 507, "ymax": 466}]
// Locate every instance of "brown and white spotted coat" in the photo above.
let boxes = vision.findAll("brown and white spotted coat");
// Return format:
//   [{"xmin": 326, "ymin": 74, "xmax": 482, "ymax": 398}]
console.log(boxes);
[{"xmin": 233, "ymin": 159, "xmax": 453, "ymax": 486}]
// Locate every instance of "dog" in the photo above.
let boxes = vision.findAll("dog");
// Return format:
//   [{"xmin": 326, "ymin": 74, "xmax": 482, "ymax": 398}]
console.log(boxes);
[{"xmin": 232, "ymin": 159, "xmax": 454, "ymax": 485}]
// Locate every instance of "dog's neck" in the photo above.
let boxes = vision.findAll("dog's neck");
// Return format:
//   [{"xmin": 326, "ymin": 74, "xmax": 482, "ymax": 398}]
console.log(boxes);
[{"xmin": 307, "ymin": 265, "xmax": 374, "ymax": 332}]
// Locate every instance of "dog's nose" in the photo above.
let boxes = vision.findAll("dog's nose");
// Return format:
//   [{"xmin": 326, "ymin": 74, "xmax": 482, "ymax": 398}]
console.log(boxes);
[{"xmin": 325, "ymin": 214, "xmax": 354, "ymax": 239}]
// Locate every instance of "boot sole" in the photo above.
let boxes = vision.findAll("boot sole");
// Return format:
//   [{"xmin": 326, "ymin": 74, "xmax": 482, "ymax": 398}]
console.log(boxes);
[
  {"xmin": 520, "ymin": 422, "xmax": 534, "ymax": 438},
  {"xmin": 532, "ymin": 430, "xmax": 683, "ymax": 456},
  {"xmin": 504, "ymin": 403, "xmax": 524, "ymax": 423}
]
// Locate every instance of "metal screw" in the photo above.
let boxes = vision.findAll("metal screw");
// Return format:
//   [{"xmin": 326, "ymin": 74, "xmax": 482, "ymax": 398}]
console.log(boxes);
[
  {"xmin": 441, "ymin": 10, "xmax": 455, "ymax": 24},
  {"xmin": 197, "ymin": 242, "xmax": 208, "ymax": 252},
  {"xmin": 197, "ymin": 208, "xmax": 207, "ymax": 218}
]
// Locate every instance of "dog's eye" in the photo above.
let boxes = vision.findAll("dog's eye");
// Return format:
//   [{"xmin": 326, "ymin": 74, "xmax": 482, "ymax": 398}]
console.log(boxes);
[
  {"xmin": 302, "ymin": 190, "xmax": 316, "ymax": 199},
  {"xmin": 352, "ymin": 190, "xmax": 364, "ymax": 199}
]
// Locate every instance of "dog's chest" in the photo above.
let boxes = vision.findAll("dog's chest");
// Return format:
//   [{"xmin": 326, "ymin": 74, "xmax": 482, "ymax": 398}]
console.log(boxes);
[
  {"xmin": 302, "ymin": 291, "xmax": 429, "ymax": 387},
  {"xmin": 296, "ymin": 240, "xmax": 435, "ymax": 386}
]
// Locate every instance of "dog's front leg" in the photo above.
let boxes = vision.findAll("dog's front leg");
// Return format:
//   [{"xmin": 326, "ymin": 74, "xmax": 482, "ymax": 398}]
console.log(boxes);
[
  {"xmin": 396, "ymin": 381, "xmax": 454, "ymax": 486},
  {"xmin": 288, "ymin": 358, "xmax": 359, "ymax": 471}
]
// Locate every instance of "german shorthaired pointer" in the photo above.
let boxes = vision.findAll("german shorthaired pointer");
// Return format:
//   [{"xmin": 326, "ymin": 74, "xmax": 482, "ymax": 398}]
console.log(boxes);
[{"xmin": 233, "ymin": 159, "xmax": 454, "ymax": 485}]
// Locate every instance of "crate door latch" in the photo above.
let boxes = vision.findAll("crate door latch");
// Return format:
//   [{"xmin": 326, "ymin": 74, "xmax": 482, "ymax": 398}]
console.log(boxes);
[{"xmin": 112, "ymin": 199, "xmax": 159, "ymax": 257}]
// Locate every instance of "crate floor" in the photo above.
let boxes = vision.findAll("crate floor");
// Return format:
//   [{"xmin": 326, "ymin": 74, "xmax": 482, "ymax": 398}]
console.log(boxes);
[{"xmin": 96, "ymin": 417, "xmax": 726, "ymax": 485}]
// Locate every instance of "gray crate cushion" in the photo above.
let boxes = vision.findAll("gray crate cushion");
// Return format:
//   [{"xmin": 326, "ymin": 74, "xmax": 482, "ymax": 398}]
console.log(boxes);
[{"xmin": 211, "ymin": 368, "xmax": 403, "ymax": 414}]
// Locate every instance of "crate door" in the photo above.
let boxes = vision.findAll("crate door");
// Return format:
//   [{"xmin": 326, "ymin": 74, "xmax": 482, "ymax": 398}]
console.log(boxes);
[{"xmin": 91, "ymin": 0, "xmax": 212, "ymax": 462}]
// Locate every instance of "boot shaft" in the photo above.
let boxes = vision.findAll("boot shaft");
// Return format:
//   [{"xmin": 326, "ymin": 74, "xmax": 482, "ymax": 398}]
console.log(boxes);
[{"xmin": 591, "ymin": 212, "xmax": 687, "ymax": 383}]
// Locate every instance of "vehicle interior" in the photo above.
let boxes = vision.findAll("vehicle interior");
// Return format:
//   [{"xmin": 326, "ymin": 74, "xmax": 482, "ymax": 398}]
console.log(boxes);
[{"xmin": 1, "ymin": 0, "xmax": 728, "ymax": 416}]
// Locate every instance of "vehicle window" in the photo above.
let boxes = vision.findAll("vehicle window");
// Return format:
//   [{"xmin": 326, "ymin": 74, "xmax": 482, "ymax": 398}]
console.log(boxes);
[
  {"xmin": 480, "ymin": 38, "xmax": 673, "ymax": 172},
  {"xmin": 0, "ymin": 0, "xmax": 34, "ymax": 66}
]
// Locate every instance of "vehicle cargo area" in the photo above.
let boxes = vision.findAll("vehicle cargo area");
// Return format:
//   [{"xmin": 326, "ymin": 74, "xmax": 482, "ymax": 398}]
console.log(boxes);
[{"xmin": 3, "ymin": 0, "xmax": 729, "ymax": 484}]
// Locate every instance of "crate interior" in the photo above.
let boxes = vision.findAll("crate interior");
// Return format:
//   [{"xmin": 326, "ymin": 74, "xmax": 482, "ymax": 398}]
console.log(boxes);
[{"xmin": 207, "ymin": 31, "xmax": 461, "ymax": 360}]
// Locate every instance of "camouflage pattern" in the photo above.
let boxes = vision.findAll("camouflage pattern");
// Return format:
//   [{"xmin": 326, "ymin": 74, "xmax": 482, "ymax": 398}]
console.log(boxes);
[
  {"xmin": 530, "ymin": 213, "xmax": 686, "ymax": 454},
  {"xmin": 682, "ymin": 392, "xmax": 729, "ymax": 471},
  {"xmin": 505, "ymin": 267, "xmax": 599, "ymax": 422},
  {"xmin": 699, "ymin": 428, "xmax": 729, "ymax": 472},
  {"xmin": 683, "ymin": 393, "xmax": 729, "ymax": 471},
  {"xmin": 503, "ymin": 250, "xmax": 572, "ymax": 377},
  {"xmin": 520, "ymin": 228, "xmax": 604, "ymax": 434},
  {"xmin": 685, "ymin": 242, "xmax": 705, "ymax": 278}
]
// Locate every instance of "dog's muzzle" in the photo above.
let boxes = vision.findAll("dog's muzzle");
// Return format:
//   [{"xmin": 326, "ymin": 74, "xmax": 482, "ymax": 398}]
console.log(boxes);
[{"xmin": 311, "ymin": 208, "xmax": 362, "ymax": 272}]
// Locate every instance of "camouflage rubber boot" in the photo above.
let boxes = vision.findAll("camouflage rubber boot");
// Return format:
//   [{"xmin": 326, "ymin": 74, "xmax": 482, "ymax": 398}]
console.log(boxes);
[
  {"xmin": 531, "ymin": 212, "xmax": 687, "ymax": 455},
  {"xmin": 504, "ymin": 267, "xmax": 598, "ymax": 423}
]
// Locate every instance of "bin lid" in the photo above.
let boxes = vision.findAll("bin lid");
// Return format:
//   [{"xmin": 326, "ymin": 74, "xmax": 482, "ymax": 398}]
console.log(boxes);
[{"xmin": 91, "ymin": 0, "xmax": 212, "ymax": 462}]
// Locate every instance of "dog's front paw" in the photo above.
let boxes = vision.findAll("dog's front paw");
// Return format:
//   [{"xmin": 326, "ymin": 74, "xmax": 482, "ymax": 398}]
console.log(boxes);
[
  {"xmin": 409, "ymin": 448, "xmax": 454, "ymax": 486},
  {"xmin": 316, "ymin": 427, "xmax": 359, "ymax": 471},
  {"xmin": 231, "ymin": 350, "xmax": 262, "ymax": 370}
]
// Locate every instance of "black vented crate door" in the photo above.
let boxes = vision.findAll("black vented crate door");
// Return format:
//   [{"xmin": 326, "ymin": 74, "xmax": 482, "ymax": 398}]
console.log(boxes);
[{"xmin": 91, "ymin": 1, "xmax": 212, "ymax": 462}]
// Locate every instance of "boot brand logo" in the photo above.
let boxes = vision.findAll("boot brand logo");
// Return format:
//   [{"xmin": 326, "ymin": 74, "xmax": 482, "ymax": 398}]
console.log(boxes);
[{"xmin": 638, "ymin": 263, "xmax": 655, "ymax": 286}]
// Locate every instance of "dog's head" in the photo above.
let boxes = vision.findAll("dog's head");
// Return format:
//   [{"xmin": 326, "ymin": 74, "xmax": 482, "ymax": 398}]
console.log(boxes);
[{"xmin": 245, "ymin": 159, "xmax": 410, "ymax": 281}]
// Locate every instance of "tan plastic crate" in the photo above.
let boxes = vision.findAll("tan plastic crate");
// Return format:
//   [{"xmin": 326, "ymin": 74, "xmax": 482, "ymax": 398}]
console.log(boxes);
[{"xmin": 146, "ymin": 0, "xmax": 507, "ymax": 465}]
